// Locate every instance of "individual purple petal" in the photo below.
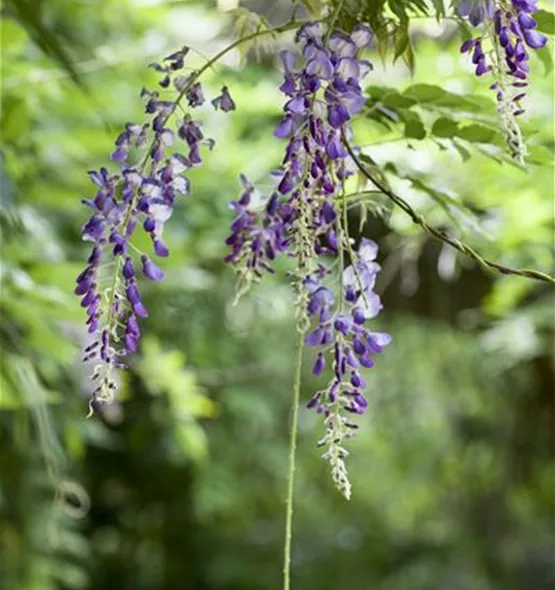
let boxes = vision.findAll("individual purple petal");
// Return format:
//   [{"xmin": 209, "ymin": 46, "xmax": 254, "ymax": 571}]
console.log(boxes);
[
  {"xmin": 280, "ymin": 50, "xmax": 298, "ymax": 74},
  {"xmin": 350, "ymin": 372, "xmax": 364, "ymax": 388},
  {"xmin": 522, "ymin": 28, "xmax": 547, "ymax": 49},
  {"xmin": 354, "ymin": 393, "xmax": 368, "ymax": 409},
  {"xmin": 313, "ymin": 353, "xmax": 325, "ymax": 376},
  {"xmin": 274, "ymin": 116, "xmax": 294, "ymax": 138},
  {"xmin": 306, "ymin": 51, "xmax": 334, "ymax": 80},
  {"xmin": 334, "ymin": 315, "xmax": 351, "ymax": 335},
  {"xmin": 123, "ymin": 257, "xmax": 135, "ymax": 280},
  {"xmin": 460, "ymin": 39, "xmax": 475, "ymax": 53},
  {"xmin": 358, "ymin": 238, "xmax": 379, "ymax": 262},
  {"xmin": 351, "ymin": 24, "xmax": 373, "ymax": 48},
  {"xmin": 328, "ymin": 33, "xmax": 357, "ymax": 58},
  {"xmin": 306, "ymin": 393, "xmax": 321, "ymax": 409},
  {"xmin": 154, "ymin": 239, "xmax": 169, "ymax": 257},
  {"xmin": 82, "ymin": 216, "xmax": 105, "ymax": 242},
  {"xmin": 285, "ymin": 96, "xmax": 307, "ymax": 115},
  {"xmin": 212, "ymin": 86, "xmax": 236, "ymax": 112},
  {"xmin": 127, "ymin": 314, "xmax": 140, "ymax": 336},
  {"xmin": 133, "ymin": 302, "xmax": 149, "ymax": 318},
  {"xmin": 475, "ymin": 57, "xmax": 489, "ymax": 76},
  {"xmin": 352, "ymin": 307, "xmax": 366, "ymax": 325},
  {"xmin": 335, "ymin": 57, "xmax": 360, "ymax": 79},
  {"xmin": 141, "ymin": 255, "xmax": 165, "ymax": 281},
  {"xmin": 368, "ymin": 332, "xmax": 392, "ymax": 349},
  {"xmin": 125, "ymin": 333, "xmax": 138, "ymax": 353},
  {"xmin": 328, "ymin": 104, "xmax": 350, "ymax": 128},
  {"xmin": 278, "ymin": 172, "xmax": 294, "ymax": 194},
  {"xmin": 280, "ymin": 76, "xmax": 297, "ymax": 96},
  {"xmin": 518, "ymin": 12, "xmax": 537, "ymax": 30},
  {"xmin": 305, "ymin": 329, "xmax": 323, "ymax": 346},
  {"xmin": 359, "ymin": 355, "xmax": 375, "ymax": 369},
  {"xmin": 469, "ymin": 4, "xmax": 485, "ymax": 26}
]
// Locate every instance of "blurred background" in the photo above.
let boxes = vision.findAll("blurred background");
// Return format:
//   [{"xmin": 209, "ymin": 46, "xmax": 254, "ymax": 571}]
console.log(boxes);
[{"xmin": 1, "ymin": 1, "xmax": 554, "ymax": 589}]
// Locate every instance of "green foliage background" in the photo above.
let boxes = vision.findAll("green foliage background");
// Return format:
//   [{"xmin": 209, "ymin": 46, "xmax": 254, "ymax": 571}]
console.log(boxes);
[{"xmin": 1, "ymin": 1, "xmax": 554, "ymax": 589}]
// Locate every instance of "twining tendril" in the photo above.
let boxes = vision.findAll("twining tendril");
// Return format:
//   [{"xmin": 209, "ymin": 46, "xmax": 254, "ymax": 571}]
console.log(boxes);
[{"xmin": 343, "ymin": 139, "xmax": 555, "ymax": 285}]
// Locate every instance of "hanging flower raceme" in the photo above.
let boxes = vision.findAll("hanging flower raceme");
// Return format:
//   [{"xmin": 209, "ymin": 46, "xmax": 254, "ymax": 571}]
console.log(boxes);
[
  {"xmin": 225, "ymin": 22, "xmax": 390, "ymax": 498},
  {"xmin": 458, "ymin": 0, "xmax": 547, "ymax": 163},
  {"xmin": 76, "ymin": 47, "xmax": 235, "ymax": 410}
]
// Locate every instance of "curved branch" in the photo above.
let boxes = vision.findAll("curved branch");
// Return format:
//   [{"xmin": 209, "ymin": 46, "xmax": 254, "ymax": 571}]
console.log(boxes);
[{"xmin": 342, "ymin": 138, "xmax": 555, "ymax": 285}]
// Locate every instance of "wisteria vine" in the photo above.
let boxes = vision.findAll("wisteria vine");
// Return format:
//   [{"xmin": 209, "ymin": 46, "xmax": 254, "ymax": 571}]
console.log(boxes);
[{"xmin": 73, "ymin": 5, "xmax": 553, "ymax": 589}]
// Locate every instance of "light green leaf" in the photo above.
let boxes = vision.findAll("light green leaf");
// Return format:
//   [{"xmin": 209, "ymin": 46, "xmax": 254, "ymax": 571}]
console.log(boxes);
[
  {"xmin": 403, "ymin": 84, "xmax": 446, "ymax": 103},
  {"xmin": 535, "ymin": 9, "xmax": 555, "ymax": 35}
]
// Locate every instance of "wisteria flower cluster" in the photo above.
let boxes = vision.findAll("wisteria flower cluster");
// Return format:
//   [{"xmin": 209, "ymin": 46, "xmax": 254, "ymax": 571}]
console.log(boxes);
[
  {"xmin": 304, "ymin": 240, "xmax": 391, "ymax": 499},
  {"xmin": 76, "ymin": 46, "xmax": 234, "ymax": 410},
  {"xmin": 457, "ymin": 0, "xmax": 547, "ymax": 162},
  {"xmin": 225, "ymin": 22, "xmax": 391, "ymax": 497}
]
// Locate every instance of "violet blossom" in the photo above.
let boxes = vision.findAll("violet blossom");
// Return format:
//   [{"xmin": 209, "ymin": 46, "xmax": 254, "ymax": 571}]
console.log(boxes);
[
  {"xmin": 458, "ymin": 0, "xmax": 547, "ymax": 162},
  {"xmin": 224, "ymin": 22, "xmax": 390, "ymax": 497},
  {"xmin": 76, "ymin": 48, "xmax": 235, "ymax": 409}
]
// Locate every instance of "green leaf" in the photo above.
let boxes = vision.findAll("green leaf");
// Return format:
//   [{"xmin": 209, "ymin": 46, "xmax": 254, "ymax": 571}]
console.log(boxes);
[
  {"xmin": 404, "ymin": 113, "xmax": 427, "ymax": 140},
  {"xmin": 393, "ymin": 26, "xmax": 409, "ymax": 63},
  {"xmin": 365, "ymin": 85, "xmax": 391, "ymax": 101},
  {"xmin": 403, "ymin": 84, "xmax": 446, "ymax": 103},
  {"xmin": 536, "ymin": 45, "xmax": 553, "ymax": 77},
  {"xmin": 430, "ymin": 0, "xmax": 445, "ymax": 17},
  {"xmin": 535, "ymin": 9, "xmax": 555, "ymax": 35},
  {"xmin": 432, "ymin": 117, "xmax": 459, "ymax": 138},
  {"xmin": 452, "ymin": 139, "xmax": 471, "ymax": 162},
  {"xmin": 382, "ymin": 91, "xmax": 417, "ymax": 109},
  {"xmin": 527, "ymin": 145, "xmax": 555, "ymax": 166},
  {"xmin": 456, "ymin": 124, "xmax": 497, "ymax": 143}
]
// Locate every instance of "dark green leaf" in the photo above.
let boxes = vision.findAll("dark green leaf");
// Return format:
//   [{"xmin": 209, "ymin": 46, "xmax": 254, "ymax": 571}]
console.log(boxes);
[
  {"xmin": 432, "ymin": 117, "xmax": 459, "ymax": 138},
  {"xmin": 382, "ymin": 91, "xmax": 417, "ymax": 109},
  {"xmin": 393, "ymin": 26, "xmax": 409, "ymax": 63},
  {"xmin": 457, "ymin": 124, "xmax": 498, "ymax": 143},
  {"xmin": 404, "ymin": 113, "xmax": 427, "ymax": 140}
]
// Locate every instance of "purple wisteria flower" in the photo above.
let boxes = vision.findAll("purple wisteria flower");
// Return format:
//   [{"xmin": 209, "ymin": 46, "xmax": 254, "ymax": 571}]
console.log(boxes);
[
  {"xmin": 305, "ymin": 239, "xmax": 390, "ymax": 412},
  {"xmin": 456, "ymin": 0, "xmax": 494, "ymax": 27},
  {"xmin": 224, "ymin": 22, "xmax": 389, "ymax": 497},
  {"xmin": 459, "ymin": 0, "xmax": 547, "ymax": 111},
  {"xmin": 458, "ymin": 0, "xmax": 547, "ymax": 162},
  {"xmin": 226, "ymin": 22, "xmax": 373, "ymax": 285},
  {"xmin": 76, "ymin": 49, "xmax": 235, "ymax": 408}
]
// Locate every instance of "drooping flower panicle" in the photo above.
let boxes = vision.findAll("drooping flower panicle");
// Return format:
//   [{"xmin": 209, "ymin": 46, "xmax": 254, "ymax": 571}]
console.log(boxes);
[
  {"xmin": 458, "ymin": 0, "xmax": 547, "ymax": 163},
  {"xmin": 76, "ymin": 47, "xmax": 234, "ymax": 410},
  {"xmin": 225, "ymin": 22, "xmax": 391, "ymax": 498}
]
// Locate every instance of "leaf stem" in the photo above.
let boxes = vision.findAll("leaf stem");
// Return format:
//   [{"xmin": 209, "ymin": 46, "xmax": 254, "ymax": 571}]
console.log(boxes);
[{"xmin": 283, "ymin": 330, "xmax": 305, "ymax": 590}]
